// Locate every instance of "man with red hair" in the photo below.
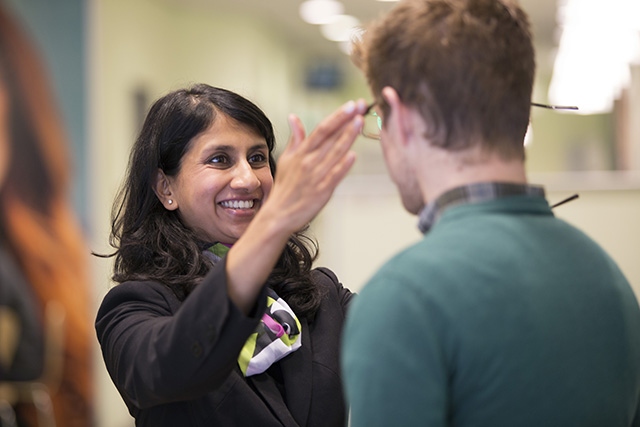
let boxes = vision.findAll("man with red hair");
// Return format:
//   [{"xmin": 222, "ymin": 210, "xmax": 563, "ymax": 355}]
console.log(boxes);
[{"xmin": 342, "ymin": 1, "xmax": 640, "ymax": 426}]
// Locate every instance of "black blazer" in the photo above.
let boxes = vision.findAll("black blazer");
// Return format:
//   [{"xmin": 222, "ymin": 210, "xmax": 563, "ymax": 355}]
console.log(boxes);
[{"xmin": 95, "ymin": 258, "xmax": 354, "ymax": 426}]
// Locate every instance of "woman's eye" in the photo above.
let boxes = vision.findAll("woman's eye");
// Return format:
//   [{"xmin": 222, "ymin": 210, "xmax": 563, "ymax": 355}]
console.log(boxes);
[
  {"xmin": 209, "ymin": 155, "xmax": 228, "ymax": 165},
  {"xmin": 249, "ymin": 153, "xmax": 267, "ymax": 164}
]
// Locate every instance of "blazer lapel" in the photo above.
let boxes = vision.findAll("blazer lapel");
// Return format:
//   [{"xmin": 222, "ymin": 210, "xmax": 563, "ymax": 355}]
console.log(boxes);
[
  {"xmin": 246, "ymin": 317, "xmax": 313, "ymax": 427},
  {"xmin": 280, "ymin": 317, "xmax": 313, "ymax": 426},
  {"xmin": 249, "ymin": 374, "xmax": 299, "ymax": 427}
]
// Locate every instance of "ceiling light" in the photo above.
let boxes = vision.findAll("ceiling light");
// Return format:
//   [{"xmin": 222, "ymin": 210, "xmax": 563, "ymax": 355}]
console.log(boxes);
[
  {"xmin": 337, "ymin": 27, "xmax": 365, "ymax": 55},
  {"xmin": 338, "ymin": 41, "xmax": 352, "ymax": 55},
  {"xmin": 299, "ymin": 0, "xmax": 345, "ymax": 25},
  {"xmin": 320, "ymin": 15, "xmax": 361, "ymax": 42},
  {"xmin": 549, "ymin": 0, "xmax": 640, "ymax": 114}
]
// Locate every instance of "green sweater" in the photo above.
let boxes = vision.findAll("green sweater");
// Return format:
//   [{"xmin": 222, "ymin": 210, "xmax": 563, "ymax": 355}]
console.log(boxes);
[{"xmin": 342, "ymin": 195, "xmax": 640, "ymax": 427}]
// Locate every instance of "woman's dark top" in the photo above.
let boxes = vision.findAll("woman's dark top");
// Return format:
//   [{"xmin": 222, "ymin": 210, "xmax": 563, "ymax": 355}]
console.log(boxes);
[{"xmin": 95, "ymin": 257, "xmax": 354, "ymax": 427}]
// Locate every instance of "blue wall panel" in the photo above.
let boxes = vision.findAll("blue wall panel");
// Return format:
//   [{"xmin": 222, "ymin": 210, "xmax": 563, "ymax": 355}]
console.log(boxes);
[{"xmin": 6, "ymin": 0, "xmax": 88, "ymax": 228}]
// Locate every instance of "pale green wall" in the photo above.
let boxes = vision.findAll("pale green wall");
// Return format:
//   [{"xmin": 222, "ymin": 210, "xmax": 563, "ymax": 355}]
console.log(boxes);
[
  {"xmin": 527, "ymin": 110, "xmax": 615, "ymax": 172},
  {"xmin": 5, "ymin": 0, "xmax": 88, "ymax": 224}
]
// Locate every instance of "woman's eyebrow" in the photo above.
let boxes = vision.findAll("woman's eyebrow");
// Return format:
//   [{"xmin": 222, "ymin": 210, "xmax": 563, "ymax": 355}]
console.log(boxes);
[
  {"xmin": 249, "ymin": 142, "xmax": 269, "ymax": 151},
  {"xmin": 209, "ymin": 144, "xmax": 234, "ymax": 151}
]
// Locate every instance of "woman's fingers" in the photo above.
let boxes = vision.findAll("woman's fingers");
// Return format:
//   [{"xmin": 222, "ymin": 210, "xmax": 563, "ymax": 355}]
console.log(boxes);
[
  {"xmin": 263, "ymin": 100, "xmax": 366, "ymax": 232},
  {"xmin": 301, "ymin": 100, "xmax": 367, "ymax": 152},
  {"xmin": 279, "ymin": 111, "xmax": 362, "ymax": 189},
  {"xmin": 279, "ymin": 99, "xmax": 365, "ymax": 179},
  {"xmin": 286, "ymin": 114, "xmax": 306, "ymax": 150},
  {"xmin": 324, "ymin": 149, "xmax": 357, "ymax": 193},
  {"xmin": 315, "ymin": 115, "xmax": 362, "ymax": 189},
  {"xmin": 320, "ymin": 114, "xmax": 363, "ymax": 166}
]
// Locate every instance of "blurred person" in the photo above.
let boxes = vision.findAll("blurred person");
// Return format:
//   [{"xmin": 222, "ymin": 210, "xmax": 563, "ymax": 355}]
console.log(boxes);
[
  {"xmin": 341, "ymin": 0, "xmax": 640, "ymax": 426},
  {"xmin": 0, "ymin": 36, "xmax": 44, "ymax": 387},
  {"xmin": 95, "ymin": 84, "xmax": 366, "ymax": 426},
  {"xmin": 0, "ymin": 3, "xmax": 93, "ymax": 426}
]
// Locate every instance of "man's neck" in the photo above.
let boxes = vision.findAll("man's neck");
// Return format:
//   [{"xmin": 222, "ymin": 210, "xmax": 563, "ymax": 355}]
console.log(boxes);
[{"xmin": 415, "ymin": 145, "xmax": 528, "ymax": 204}]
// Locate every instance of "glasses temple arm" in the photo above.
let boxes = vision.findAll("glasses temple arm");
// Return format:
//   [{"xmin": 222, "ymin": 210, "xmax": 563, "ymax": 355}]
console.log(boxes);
[
  {"xmin": 550, "ymin": 193, "xmax": 579, "ymax": 209},
  {"xmin": 531, "ymin": 102, "xmax": 579, "ymax": 111}
]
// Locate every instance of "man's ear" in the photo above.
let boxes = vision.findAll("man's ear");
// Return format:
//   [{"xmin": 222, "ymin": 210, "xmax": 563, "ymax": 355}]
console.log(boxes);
[
  {"xmin": 381, "ymin": 86, "xmax": 416, "ymax": 147},
  {"xmin": 153, "ymin": 169, "xmax": 178, "ymax": 210}
]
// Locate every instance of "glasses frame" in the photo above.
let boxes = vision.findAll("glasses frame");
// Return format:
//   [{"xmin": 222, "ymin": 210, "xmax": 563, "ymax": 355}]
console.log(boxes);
[
  {"xmin": 550, "ymin": 193, "xmax": 579, "ymax": 208},
  {"xmin": 361, "ymin": 102, "xmax": 382, "ymax": 140},
  {"xmin": 531, "ymin": 102, "xmax": 579, "ymax": 111},
  {"xmin": 359, "ymin": 101, "xmax": 579, "ymax": 141}
]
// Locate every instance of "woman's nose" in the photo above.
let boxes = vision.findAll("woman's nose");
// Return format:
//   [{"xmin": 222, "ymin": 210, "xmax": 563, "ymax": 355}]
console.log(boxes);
[{"xmin": 230, "ymin": 160, "xmax": 260, "ymax": 191}]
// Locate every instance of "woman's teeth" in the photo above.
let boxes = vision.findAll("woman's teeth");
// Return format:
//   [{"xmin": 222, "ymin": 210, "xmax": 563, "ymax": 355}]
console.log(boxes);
[{"xmin": 220, "ymin": 200, "xmax": 254, "ymax": 209}]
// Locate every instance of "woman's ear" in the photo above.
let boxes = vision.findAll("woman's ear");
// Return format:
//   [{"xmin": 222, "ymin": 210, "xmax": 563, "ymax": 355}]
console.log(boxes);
[{"xmin": 153, "ymin": 169, "xmax": 177, "ymax": 210}]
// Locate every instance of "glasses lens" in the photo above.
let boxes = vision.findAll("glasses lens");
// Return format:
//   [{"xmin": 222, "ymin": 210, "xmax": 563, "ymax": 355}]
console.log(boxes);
[{"xmin": 362, "ymin": 111, "xmax": 381, "ymax": 139}]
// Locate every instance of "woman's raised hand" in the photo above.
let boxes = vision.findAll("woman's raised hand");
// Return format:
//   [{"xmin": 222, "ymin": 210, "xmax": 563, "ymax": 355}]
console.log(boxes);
[
  {"xmin": 226, "ymin": 99, "xmax": 366, "ymax": 313},
  {"xmin": 262, "ymin": 99, "xmax": 367, "ymax": 234}
]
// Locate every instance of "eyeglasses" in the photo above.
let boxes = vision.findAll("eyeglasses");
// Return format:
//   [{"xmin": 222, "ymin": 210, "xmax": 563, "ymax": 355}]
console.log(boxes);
[
  {"xmin": 531, "ymin": 102, "xmax": 579, "ymax": 111},
  {"xmin": 550, "ymin": 193, "xmax": 579, "ymax": 209},
  {"xmin": 360, "ymin": 101, "xmax": 579, "ymax": 140},
  {"xmin": 361, "ymin": 102, "xmax": 382, "ymax": 140}
]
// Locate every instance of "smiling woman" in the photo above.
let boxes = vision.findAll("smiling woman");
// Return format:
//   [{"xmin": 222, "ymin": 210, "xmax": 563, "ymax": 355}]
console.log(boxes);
[
  {"xmin": 155, "ymin": 113, "xmax": 274, "ymax": 245},
  {"xmin": 94, "ymin": 83, "xmax": 367, "ymax": 427}
]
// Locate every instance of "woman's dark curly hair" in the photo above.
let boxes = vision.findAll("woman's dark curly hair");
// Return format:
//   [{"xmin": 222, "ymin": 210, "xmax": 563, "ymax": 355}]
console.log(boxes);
[{"xmin": 104, "ymin": 84, "xmax": 323, "ymax": 318}]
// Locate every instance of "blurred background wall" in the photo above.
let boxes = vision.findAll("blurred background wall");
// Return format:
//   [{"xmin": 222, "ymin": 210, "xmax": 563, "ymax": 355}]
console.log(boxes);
[{"xmin": 5, "ymin": 0, "xmax": 640, "ymax": 426}]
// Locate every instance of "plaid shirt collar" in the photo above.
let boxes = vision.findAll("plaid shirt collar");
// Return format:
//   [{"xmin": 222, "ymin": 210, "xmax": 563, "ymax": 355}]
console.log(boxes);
[{"xmin": 417, "ymin": 182, "xmax": 546, "ymax": 234}]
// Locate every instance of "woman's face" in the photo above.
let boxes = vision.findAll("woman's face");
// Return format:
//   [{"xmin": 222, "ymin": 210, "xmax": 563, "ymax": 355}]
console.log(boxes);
[{"xmin": 165, "ymin": 113, "xmax": 273, "ymax": 244}]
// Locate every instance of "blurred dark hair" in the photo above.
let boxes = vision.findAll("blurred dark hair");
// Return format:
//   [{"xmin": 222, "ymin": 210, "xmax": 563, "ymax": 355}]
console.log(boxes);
[{"xmin": 105, "ymin": 84, "xmax": 323, "ymax": 318}]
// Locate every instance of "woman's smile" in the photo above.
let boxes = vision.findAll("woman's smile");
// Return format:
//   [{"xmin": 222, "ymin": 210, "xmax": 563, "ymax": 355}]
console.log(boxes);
[{"xmin": 219, "ymin": 199, "xmax": 256, "ymax": 210}]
